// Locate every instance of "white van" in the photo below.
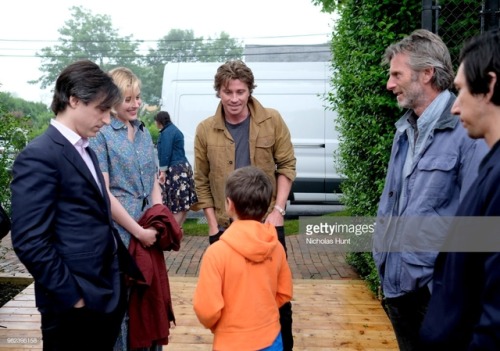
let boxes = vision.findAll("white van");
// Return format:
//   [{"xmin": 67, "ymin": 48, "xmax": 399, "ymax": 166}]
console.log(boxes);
[{"xmin": 160, "ymin": 61, "xmax": 342, "ymax": 203}]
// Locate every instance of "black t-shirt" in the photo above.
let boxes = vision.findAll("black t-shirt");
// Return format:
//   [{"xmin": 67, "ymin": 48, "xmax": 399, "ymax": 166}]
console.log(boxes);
[{"xmin": 225, "ymin": 116, "xmax": 251, "ymax": 169}]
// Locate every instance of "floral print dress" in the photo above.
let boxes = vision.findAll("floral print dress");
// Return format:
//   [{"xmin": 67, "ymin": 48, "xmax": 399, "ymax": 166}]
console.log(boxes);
[{"xmin": 90, "ymin": 116, "xmax": 161, "ymax": 351}]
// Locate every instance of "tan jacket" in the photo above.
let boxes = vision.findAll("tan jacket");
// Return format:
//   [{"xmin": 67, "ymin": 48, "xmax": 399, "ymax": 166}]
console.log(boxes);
[{"xmin": 192, "ymin": 97, "xmax": 296, "ymax": 227}]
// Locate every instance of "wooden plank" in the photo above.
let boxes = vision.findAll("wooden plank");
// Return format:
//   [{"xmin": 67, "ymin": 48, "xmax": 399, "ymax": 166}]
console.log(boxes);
[{"xmin": 0, "ymin": 277, "xmax": 397, "ymax": 350}]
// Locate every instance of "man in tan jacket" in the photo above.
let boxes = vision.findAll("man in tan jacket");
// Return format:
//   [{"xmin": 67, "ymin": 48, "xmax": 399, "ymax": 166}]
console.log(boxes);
[{"xmin": 193, "ymin": 60, "xmax": 296, "ymax": 350}]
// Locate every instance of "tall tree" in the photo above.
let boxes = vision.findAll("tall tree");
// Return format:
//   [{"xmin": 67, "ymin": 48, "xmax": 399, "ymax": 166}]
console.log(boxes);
[
  {"xmin": 141, "ymin": 29, "xmax": 243, "ymax": 105},
  {"xmin": 30, "ymin": 6, "xmax": 142, "ymax": 90},
  {"xmin": 199, "ymin": 32, "xmax": 244, "ymax": 62},
  {"xmin": 148, "ymin": 29, "xmax": 204, "ymax": 64},
  {"xmin": 29, "ymin": 8, "xmax": 243, "ymax": 105}
]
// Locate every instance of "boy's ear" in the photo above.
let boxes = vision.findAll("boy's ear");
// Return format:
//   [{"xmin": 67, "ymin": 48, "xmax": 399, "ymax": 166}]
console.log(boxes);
[{"xmin": 225, "ymin": 197, "xmax": 235, "ymax": 217}]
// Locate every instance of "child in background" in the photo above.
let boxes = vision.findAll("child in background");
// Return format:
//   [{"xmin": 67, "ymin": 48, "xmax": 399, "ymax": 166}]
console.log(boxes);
[{"xmin": 193, "ymin": 166, "xmax": 293, "ymax": 351}]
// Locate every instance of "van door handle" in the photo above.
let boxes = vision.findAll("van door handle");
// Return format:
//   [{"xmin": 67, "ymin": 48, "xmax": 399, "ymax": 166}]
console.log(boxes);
[{"xmin": 293, "ymin": 143, "xmax": 326, "ymax": 148}]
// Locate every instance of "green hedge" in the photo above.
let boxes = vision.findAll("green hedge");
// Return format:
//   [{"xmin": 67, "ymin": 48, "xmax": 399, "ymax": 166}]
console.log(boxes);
[
  {"xmin": 0, "ymin": 110, "xmax": 30, "ymax": 211},
  {"xmin": 328, "ymin": 1, "xmax": 421, "ymax": 295},
  {"xmin": 313, "ymin": 0, "xmax": 480, "ymax": 295}
]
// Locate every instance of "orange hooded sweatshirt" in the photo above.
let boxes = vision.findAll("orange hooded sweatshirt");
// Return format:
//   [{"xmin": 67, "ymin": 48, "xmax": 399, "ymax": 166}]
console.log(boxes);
[{"xmin": 193, "ymin": 220, "xmax": 293, "ymax": 351}]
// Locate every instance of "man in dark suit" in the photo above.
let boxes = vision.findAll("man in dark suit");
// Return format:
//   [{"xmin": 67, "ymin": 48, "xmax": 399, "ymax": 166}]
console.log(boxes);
[
  {"xmin": 420, "ymin": 29, "xmax": 500, "ymax": 349},
  {"xmin": 10, "ymin": 60, "xmax": 136, "ymax": 351}
]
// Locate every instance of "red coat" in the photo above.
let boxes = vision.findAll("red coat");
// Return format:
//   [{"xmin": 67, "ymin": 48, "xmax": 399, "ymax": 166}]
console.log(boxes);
[{"xmin": 128, "ymin": 204, "xmax": 182, "ymax": 349}]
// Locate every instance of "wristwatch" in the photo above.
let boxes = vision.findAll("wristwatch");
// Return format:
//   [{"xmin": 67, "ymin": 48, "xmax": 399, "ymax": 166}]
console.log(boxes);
[{"xmin": 274, "ymin": 205, "xmax": 286, "ymax": 216}]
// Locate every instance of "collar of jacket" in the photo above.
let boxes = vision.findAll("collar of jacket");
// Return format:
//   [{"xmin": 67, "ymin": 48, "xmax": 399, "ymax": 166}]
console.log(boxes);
[
  {"xmin": 159, "ymin": 122, "xmax": 172, "ymax": 133},
  {"xmin": 396, "ymin": 92, "xmax": 458, "ymax": 139},
  {"xmin": 433, "ymin": 93, "xmax": 459, "ymax": 131},
  {"xmin": 213, "ymin": 96, "xmax": 272, "ymax": 130},
  {"xmin": 110, "ymin": 116, "xmax": 144, "ymax": 131}
]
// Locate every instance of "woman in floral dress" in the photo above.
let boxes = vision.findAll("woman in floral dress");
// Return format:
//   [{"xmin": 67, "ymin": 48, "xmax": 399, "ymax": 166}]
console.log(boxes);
[
  {"xmin": 90, "ymin": 67, "xmax": 164, "ymax": 351},
  {"xmin": 154, "ymin": 110, "xmax": 198, "ymax": 228}
]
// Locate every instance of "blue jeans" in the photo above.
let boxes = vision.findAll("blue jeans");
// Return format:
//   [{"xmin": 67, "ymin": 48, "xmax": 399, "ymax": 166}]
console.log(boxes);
[
  {"xmin": 384, "ymin": 286, "xmax": 431, "ymax": 351},
  {"xmin": 259, "ymin": 332, "xmax": 283, "ymax": 351}
]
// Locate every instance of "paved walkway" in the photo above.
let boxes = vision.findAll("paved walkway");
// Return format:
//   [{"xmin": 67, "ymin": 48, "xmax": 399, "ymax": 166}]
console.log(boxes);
[{"xmin": 0, "ymin": 234, "xmax": 360, "ymax": 280}]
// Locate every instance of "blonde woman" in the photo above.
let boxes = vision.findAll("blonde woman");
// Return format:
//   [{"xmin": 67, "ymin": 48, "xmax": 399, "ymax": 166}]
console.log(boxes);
[{"xmin": 90, "ymin": 67, "xmax": 170, "ymax": 351}]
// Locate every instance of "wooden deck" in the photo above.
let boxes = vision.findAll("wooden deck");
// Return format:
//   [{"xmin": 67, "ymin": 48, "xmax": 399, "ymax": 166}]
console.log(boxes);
[{"xmin": 0, "ymin": 277, "xmax": 397, "ymax": 350}]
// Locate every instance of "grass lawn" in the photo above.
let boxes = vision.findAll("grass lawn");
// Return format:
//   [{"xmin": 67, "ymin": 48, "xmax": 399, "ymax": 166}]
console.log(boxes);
[
  {"xmin": 183, "ymin": 218, "xmax": 300, "ymax": 236},
  {"xmin": 183, "ymin": 210, "xmax": 349, "ymax": 236}
]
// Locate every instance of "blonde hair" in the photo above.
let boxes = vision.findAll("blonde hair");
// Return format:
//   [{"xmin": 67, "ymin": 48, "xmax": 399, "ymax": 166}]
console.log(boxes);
[
  {"xmin": 108, "ymin": 67, "xmax": 141, "ymax": 115},
  {"xmin": 108, "ymin": 67, "xmax": 141, "ymax": 97}
]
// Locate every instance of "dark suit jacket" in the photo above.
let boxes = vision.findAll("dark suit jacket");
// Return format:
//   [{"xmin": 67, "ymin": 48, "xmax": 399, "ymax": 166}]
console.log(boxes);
[
  {"xmin": 420, "ymin": 140, "xmax": 500, "ymax": 350},
  {"xmin": 11, "ymin": 125, "xmax": 133, "ymax": 314}
]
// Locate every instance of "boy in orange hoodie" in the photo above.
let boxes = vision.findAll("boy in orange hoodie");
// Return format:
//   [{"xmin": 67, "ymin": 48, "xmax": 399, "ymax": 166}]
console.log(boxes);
[{"xmin": 193, "ymin": 166, "xmax": 293, "ymax": 351}]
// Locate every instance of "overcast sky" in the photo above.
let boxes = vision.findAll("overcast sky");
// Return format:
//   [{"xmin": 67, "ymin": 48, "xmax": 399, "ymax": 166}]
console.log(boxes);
[{"xmin": 0, "ymin": 0, "xmax": 333, "ymax": 105}]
